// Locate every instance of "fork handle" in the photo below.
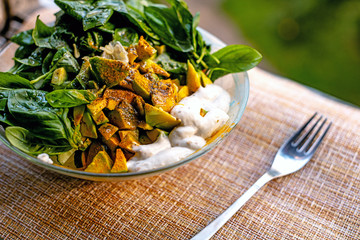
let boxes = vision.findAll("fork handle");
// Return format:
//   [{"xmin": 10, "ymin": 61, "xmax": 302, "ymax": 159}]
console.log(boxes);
[{"xmin": 191, "ymin": 172, "xmax": 274, "ymax": 240}]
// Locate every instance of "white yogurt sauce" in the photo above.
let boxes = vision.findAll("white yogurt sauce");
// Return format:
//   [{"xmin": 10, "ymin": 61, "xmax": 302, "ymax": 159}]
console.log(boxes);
[
  {"xmin": 37, "ymin": 153, "xmax": 53, "ymax": 164},
  {"xmin": 127, "ymin": 84, "xmax": 230, "ymax": 172}
]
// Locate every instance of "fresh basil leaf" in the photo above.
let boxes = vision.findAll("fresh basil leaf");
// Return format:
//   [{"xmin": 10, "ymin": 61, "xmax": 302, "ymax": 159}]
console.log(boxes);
[
  {"xmin": 205, "ymin": 45, "xmax": 262, "ymax": 80},
  {"xmin": 155, "ymin": 53, "xmax": 187, "ymax": 75},
  {"xmin": 13, "ymin": 57, "xmax": 42, "ymax": 67},
  {"xmin": 119, "ymin": 5, "xmax": 159, "ymax": 40},
  {"xmin": 54, "ymin": 0, "xmax": 93, "ymax": 21},
  {"xmin": 32, "ymin": 16, "xmax": 55, "ymax": 48},
  {"xmin": 97, "ymin": 21, "xmax": 116, "ymax": 34},
  {"xmin": 113, "ymin": 28, "xmax": 139, "ymax": 46},
  {"xmin": 14, "ymin": 45, "xmax": 37, "ymax": 59},
  {"xmin": 42, "ymin": 51, "xmax": 55, "ymax": 74},
  {"xmin": 51, "ymin": 47, "xmax": 80, "ymax": 73},
  {"xmin": 30, "ymin": 48, "xmax": 80, "ymax": 89},
  {"xmin": 0, "ymin": 72, "xmax": 32, "ymax": 89},
  {"xmin": 144, "ymin": 5, "xmax": 192, "ymax": 52},
  {"xmin": 83, "ymin": 7, "xmax": 114, "ymax": 31},
  {"xmin": 5, "ymin": 126, "xmax": 72, "ymax": 155},
  {"xmin": 46, "ymin": 89, "xmax": 96, "ymax": 108},
  {"xmin": 49, "ymin": 28, "xmax": 74, "ymax": 49},
  {"xmin": 78, "ymin": 31, "xmax": 104, "ymax": 53},
  {"xmin": 7, "ymin": 89, "xmax": 69, "ymax": 140},
  {"xmin": 13, "ymin": 47, "xmax": 47, "ymax": 71},
  {"xmin": 95, "ymin": 0, "xmax": 127, "ymax": 12},
  {"xmin": 192, "ymin": 12, "xmax": 200, "ymax": 52},
  {"xmin": 11, "ymin": 29, "xmax": 35, "ymax": 46}
]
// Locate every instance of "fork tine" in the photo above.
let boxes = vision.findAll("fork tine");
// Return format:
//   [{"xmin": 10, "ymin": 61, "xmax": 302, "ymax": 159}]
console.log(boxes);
[
  {"xmin": 298, "ymin": 116, "xmax": 327, "ymax": 152},
  {"xmin": 306, "ymin": 121, "xmax": 332, "ymax": 154},
  {"xmin": 293, "ymin": 115, "xmax": 323, "ymax": 147},
  {"xmin": 290, "ymin": 112, "xmax": 318, "ymax": 146}
]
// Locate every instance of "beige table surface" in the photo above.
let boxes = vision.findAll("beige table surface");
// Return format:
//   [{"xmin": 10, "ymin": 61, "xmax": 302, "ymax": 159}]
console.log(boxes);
[{"xmin": 1, "ymin": 8, "xmax": 360, "ymax": 240}]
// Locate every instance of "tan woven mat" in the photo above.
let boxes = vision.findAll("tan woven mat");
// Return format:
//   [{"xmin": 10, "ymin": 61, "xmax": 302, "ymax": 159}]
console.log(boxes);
[{"xmin": 1, "ymin": 9, "xmax": 360, "ymax": 240}]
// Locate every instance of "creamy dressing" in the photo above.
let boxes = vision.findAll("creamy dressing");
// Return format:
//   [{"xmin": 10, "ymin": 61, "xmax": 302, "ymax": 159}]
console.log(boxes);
[
  {"xmin": 37, "ymin": 153, "xmax": 53, "ymax": 164},
  {"xmin": 127, "ymin": 84, "xmax": 230, "ymax": 172}
]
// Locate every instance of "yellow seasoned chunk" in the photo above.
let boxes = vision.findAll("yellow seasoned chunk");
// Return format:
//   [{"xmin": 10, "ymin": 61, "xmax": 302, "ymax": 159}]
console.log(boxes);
[
  {"xmin": 73, "ymin": 105, "xmax": 86, "ymax": 127},
  {"xmin": 108, "ymin": 101, "xmax": 138, "ymax": 130},
  {"xmin": 199, "ymin": 71, "xmax": 213, "ymax": 87},
  {"xmin": 127, "ymin": 45, "xmax": 138, "ymax": 64},
  {"xmin": 102, "ymin": 135, "xmax": 121, "ymax": 152},
  {"xmin": 86, "ymin": 141, "xmax": 105, "ymax": 167},
  {"xmin": 89, "ymin": 56, "xmax": 131, "ymax": 88},
  {"xmin": 186, "ymin": 61, "xmax": 201, "ymax": 93},
  {"xmin": 132, "ymin": 70, "xmax": 151, "ymax": 100},
  {"xmin": 151, "ymin": 80, "xmax": 177, "ymax": 112},
  {"xmin": 80, "ymin": 110, "xmax": 98, "ymax": 139},
  {"xmin": 118, "ymin": 130, "xmax": 140, "ymax": 152},
  {"xmin": 84, "ymin": 151, "xmax": 113, "ymax": 173},
  {"xmin": 136, "ymin": 36, "xmax": 156, "ymax": 60},
  {"xmin": 111, "ymin": 148, "xmax": 128, "ymax": 173},
  {"xmin": 98, "ymin": 123, "xmax": 119, "ymax": 140},
  {"xmin": 145, "ymin": 103, "xmax": 180, "ymax": 130},
  {"xmin": 92, "ymin": 111, "xmax": 109, "ymax": 125},
  {"xmin": 177, "ymin": 85, "xmax": 190, "ymax": 102},
  {"xmin": 87, "ymin": 97, "xmax": 108, "ymax": 117},
  {"xmin": 139, "ymin": 59, "xmax": 170, "ymax": 78},
  {"xmin": 103, "ymin": 88, "xmax": 138, "ymax": 105},
  {"xmin": 146, "ymin": 128, "xmax": 167, "ymax": 142}
]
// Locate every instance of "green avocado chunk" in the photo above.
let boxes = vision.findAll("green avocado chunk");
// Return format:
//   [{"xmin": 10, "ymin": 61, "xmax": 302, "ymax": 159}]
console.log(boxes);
[
  {"xmin": 144, "ymin": 103, "xmax": 180, "ymax": 130},
  {"xmin": 80, "ymin": 110, "xmax": 98, "ymax": 139},
  {"xmin": 84, "ymin": 150, "xmax": 113, "ymax": 173},
  {"xmin": 89, "ymin": 56, "xmax": 131, "ymax": 88}
]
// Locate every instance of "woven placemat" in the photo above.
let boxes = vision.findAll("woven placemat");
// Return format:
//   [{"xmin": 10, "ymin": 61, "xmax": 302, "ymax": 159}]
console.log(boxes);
[{"xmin": 1, "ymin": 9, "xmax": 360, "ymax": 240}]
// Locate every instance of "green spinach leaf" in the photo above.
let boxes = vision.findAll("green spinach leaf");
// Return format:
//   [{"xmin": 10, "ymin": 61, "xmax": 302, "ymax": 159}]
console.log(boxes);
[
  {"xmin": 144, "ymin": 4, "xmax": 193, "ymax": 52},
  {"xmin": 32, "ymin": 16, "xmax": 55, "ymax": 48},
  {"xmin": 155, "ymin": 53, "xmax": 187, "ymax": 75},
  {"xmin": 113, "ymin": 28, "xmax": 139, "ymax": 46},
  {"xmin": 5, "ymin": 126, "xmax": 72, "ymax": 155},
  {"xmin": 54, "ymin": 0, "xmax": 93, "ymax": 21},
  {"xmin": 0, "ymin": 72, "xmax": 32, "ymax": 89},
  {"xmin": 7, "ymin": 89, "xmax": 70, "ymax": 140},
  {"xmin": 46, "ymin": 89, "xmax": 96, "ymax": 108},
  {"xmin": 205, "ymin": 45, "xmax": 262, "ymax": 80},
  {"xmin": 83, "ymin": 7, "xmax": 114, "ymax": 31},
  {"xmin": 11, "ymin": 29, "xmax": 35, "ymax": 46}
]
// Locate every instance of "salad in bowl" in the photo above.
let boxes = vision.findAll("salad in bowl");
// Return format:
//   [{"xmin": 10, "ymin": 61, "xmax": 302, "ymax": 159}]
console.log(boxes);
[{"xmin": 0, "ymin": 0, "xmax": 261, "ymax": 180}]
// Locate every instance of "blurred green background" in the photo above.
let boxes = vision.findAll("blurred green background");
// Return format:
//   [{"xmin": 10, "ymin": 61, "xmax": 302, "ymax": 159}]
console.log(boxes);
[{"xmin": 221, "ymin": 0, "xmax": 360, "ymax": 106}]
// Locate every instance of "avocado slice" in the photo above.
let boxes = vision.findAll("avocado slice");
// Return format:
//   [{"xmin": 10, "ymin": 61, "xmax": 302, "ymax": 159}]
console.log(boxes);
[
  {"xmin": 118, "ymin": 130, "xmax": 140, "ymax": 152},
  {"xmin": 132, "ymin": 71, "xmax": 151, "ymax": 100},
  {"xmin": 136, "ymin": 36, "xmax": 156, "ymax": 60},
  {"xmin": 151, "ymin": 80, "xmax": 177, "ymax": 112},
  {"xmin": 84, "ymin": 150, "xmax": 113, "ymax": 173},
  {"xmin": 87, "ymin": 97, "xmax": 108, "ymax": 117},
  {"xmin": 80, "ymin": 110, "xmax": 98, "ymax": 139},
  {"xmin": 177, "ymin": 85, "xmax": 190, "ymax": 102},
  {"xmin": 199, "ymin": 71, "xmax": 213, "ymax": 87},
  {"xmin": 51, "ymin": 67, "xmax": 68, "ymax": 85},
  {"xmin": 108, "ymin": 101, "xmax": 138, "ymax": 130},
  {"xmin": 89, "ymin": 56, "xmax": 131, "ymax": 88},
  {"xmin": 73, "ymin": 105, "xmax": 86, "ymax": 127},
  {"xmin": 145, "ymin": 103, "xmax": 180, "ymax": 130},
  {"xmin": 146, "ymin": 128, "xmax": 168, "ymax": 142},
  {"xmin": 98, "ymin": 123, "xmax": 119, "ymax": 140},
  {"xmin": 186, "ymin": 61, "xmax": 201, "ymax": 93},
  {"xmin": 92, "ymin": 111, "xmax": 109, "ymax": 125},
  {"xmin": 111, "ymin": 148, "xmax": 128, "ymax": 173}
]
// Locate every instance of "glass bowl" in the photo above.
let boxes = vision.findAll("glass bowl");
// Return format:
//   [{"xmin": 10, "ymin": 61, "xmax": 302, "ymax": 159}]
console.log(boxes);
[{"xmin": 0, "ymin": 29, "xmax": 249, "ymax": 181}]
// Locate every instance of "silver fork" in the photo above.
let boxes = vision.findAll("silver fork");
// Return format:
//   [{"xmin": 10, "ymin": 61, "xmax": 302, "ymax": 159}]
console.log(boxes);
[{"xmin": 191, "ymin": 113, "xmax": 332, "ymax": 240}]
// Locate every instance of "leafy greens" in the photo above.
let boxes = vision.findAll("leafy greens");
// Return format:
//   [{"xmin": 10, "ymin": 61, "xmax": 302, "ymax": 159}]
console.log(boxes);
[{"xmin": 0, "ymin": 0, "xmax": 262, "ymax": 162}]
